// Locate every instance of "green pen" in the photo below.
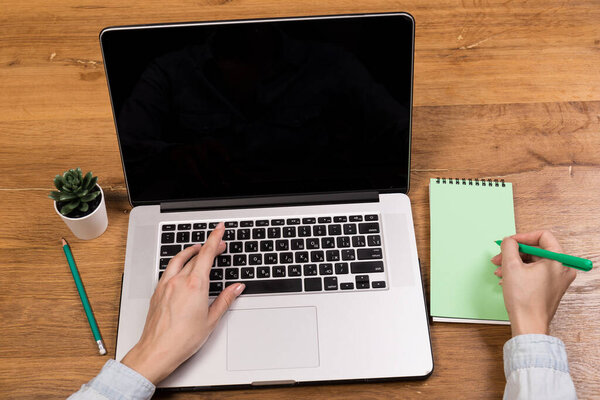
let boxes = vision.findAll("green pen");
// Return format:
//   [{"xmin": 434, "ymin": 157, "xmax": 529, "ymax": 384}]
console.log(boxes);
[
  {"xmin": 494, "ymin": 240, "xmax": 593, "ymax": 272},
  {"xmin": 62, "ymin": 238, "xmax": 107, "ymax": 355}
]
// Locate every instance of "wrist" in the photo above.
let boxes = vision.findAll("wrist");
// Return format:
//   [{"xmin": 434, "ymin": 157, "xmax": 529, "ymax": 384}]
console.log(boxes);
[
  {"xmin": 510, "ymin": 314, "xmax": 550, "ymax": 337},
  {"xmin": 121, "ymin": 343, "xmax": 168, "ymax": 385}
]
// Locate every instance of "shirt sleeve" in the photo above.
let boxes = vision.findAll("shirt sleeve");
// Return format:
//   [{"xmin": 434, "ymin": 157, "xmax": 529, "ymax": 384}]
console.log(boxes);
[
  {"xmin": 67, "ymin": 359, "xmax": 155, "ymax": 400},
  {"xmin": 503, "ymin": 334, "xmax": 577, "ymax": 400}
]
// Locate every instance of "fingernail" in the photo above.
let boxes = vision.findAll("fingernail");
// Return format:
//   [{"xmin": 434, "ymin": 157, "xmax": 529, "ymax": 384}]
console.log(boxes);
[
  {"xmin": 220, "ymin": 240, "xmax": 225, "ymax": 246},
  {"xmin": 234, "ymin": 283, "xmax": 245, "ymax": 295},
  {"xmin": 217, "ymin": 222, "xmax": 225, "ymax": 229}
]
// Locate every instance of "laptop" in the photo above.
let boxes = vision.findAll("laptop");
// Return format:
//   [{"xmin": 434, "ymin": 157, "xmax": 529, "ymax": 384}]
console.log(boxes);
[{"xmin": 100, "ymin": 12, "xmax": 433, "ymax": 390}]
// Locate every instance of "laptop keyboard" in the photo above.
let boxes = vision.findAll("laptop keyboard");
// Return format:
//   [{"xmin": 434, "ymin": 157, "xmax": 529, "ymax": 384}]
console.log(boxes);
[{"xmin": 158, "ymin": 214, "xmax": 387, "ymax": 296}]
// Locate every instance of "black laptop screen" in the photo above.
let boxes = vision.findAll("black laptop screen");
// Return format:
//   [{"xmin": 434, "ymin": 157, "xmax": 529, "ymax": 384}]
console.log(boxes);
[{"xmin": 101, "ymin": 14, "xmax": 414, "ymax": 205}]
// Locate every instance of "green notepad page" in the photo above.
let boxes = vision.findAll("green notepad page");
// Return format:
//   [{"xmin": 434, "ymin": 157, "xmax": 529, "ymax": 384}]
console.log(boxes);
[{"xmin": 429, "ymin": 178, "xmax": 515, "ymax": 324}]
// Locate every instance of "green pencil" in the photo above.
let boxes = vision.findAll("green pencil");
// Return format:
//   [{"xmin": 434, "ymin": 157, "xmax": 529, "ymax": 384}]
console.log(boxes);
[
  {"xmin": 62, "ymin": 238, "xmax": 107, "ymax": 355},
  {"xmin": 494, "ymin": 240, "xmax": 593, "ymax": 272}
]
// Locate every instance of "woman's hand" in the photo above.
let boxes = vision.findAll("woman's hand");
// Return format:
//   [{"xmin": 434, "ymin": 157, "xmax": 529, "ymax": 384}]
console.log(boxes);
[{"xmin": 121, "ymin": 222, "xmax": 244, "ymax": 384}]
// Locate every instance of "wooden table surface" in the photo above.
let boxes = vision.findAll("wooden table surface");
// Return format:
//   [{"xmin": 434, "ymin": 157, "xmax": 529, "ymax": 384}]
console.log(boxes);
[{"xmin": 1, "ymin": 0, "xmax": 599, "ymax": 398}]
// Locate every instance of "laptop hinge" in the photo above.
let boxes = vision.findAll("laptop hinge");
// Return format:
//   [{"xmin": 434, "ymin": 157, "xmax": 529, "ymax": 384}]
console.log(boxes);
[{"xmin": 160, "ymin": 192, "xmax": 379, "ymax": 213}]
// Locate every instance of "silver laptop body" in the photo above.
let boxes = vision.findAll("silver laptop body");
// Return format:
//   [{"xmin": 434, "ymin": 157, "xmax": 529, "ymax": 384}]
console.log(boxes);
[{"xmin": 101, "ymin": 13, "xmax": 433, "ymax": 390}]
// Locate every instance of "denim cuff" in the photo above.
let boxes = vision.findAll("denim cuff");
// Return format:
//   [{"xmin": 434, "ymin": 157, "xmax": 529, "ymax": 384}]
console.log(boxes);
[
  {"xmin": 503, "ymin": 334, "xmax": 570, "ymax": 378},
  {"xmin": 87, "ymin": 359, "xmax": 155, "ymax": 400}
]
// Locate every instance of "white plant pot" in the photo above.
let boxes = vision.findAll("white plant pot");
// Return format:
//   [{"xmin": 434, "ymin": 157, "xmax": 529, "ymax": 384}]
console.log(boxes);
[{"xmin": 54, "ymin": 184, "xmax": 108, "ymax": 240}]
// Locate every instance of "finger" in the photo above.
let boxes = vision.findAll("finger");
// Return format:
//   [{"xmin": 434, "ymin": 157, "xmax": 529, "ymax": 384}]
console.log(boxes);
[
  {"xmin": 500, "ymin": 237, "xmax": 523, "ymax": 268},
  {"xmin": 494, "ymin": 266, "xmax": 503, "ymax": 278},
  {"xmin": 491, "ymin": 253, "xmax": 502, "ymax": 266},
  {"xmin": 190, "ymin": 222, "xmax": 226, "ymax": 277},
  {"xmin": 510, "ymin": 230, "xmax": 562, "ymax": 252},
  {"xmin": 160, "ymin": 243, "xmax": 202, "ymax": 283},
  {"xmin": 208, "ymin": 283, "xmax": 245, "ymax": 327}
]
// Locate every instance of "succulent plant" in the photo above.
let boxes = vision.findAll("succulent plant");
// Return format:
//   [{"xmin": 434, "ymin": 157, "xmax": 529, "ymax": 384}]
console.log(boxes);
[{"xmin": 49, "ymin": 168, "xmax": 100, "ymax": 216}]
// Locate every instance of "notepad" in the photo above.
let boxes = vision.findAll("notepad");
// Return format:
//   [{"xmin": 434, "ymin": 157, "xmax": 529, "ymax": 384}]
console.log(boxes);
[{"xmin": 429, "ymin": 178, "xmax": 515, "ymax": 324}]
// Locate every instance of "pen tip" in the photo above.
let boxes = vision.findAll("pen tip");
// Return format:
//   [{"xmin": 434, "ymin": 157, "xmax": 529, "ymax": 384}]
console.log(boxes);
[{"xmin": 61, "ymin": 237, "xmax": 67, "ymax": 246}]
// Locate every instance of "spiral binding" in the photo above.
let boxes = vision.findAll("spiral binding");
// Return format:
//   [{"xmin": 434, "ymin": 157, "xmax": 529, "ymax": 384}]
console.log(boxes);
[{"xmin": 435, "ymin": 177, "xmax": 506, "ymax": 187}]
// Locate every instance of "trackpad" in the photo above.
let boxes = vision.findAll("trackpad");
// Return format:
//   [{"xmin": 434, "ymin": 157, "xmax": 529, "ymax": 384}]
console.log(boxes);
[{"xmin": 227, "ymin": 307, "xmax": 320, "ymax": 371}]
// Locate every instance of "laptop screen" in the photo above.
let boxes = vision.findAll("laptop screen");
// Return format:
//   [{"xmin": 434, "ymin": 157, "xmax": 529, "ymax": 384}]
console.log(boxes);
[{"xmin": 101, "ymin": 14, "xmax": 414, "ymax": 205}]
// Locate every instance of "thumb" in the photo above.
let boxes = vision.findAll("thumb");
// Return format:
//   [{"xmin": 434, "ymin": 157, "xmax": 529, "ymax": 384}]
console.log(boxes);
[
  {"xmin": 208, "ymin": 283, "xmax": 245, "ymax": 327},
  {"xmin": 500, "ymin": 237, "xmax": 523, "ymax": 268}
]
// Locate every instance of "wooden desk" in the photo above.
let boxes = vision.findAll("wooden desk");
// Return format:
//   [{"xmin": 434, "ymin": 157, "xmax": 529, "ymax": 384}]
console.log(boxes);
[{"xmin": 1, "ymin": 1, "xmax": 599, "ymax": 398}]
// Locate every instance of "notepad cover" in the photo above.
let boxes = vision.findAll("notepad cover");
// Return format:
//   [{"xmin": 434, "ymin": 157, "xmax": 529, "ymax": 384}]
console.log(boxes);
[{"xmin": 429, "ymin": 178, "xmax": 515, "ymax": 324}]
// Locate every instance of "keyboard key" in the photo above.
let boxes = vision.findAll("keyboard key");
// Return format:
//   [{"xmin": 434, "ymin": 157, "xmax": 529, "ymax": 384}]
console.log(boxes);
[
  {"xmin": 252, "ymin": 228, "xmax": 266, "ymax": 239},
  {"xmin": 318, "ymin": 217, "xmax": 332, "ymax": 223},
  {"xmin": 162, "ymin": 224, "xmax": 176, "ymax": 231},
  {"xmin": 225, "ymin": 221, "xmax": 238, "ymax": 228},
  {"xmin": 177, "ymin": 224, "xmax": 191, "ymax": 230},
  {"xmin": 159, "ymin": 257, "xmax": 170, "ymax": 269},
  {"xmin": 225, "ymin": 268, "xmax": 239, "ymax": 280},
  {"xmin": 359, "ymin": 223, "xmax": 380, "ymax": 234},
  {"xmin": 209, "ymin": 222, "xmax": 219, "ymax": 229},
  {"xmin": 335, "ymin": 262, "xmax": 349, "ymax": 274},
  {"xmin": 161, "ymin": 232, "xmax": 175, "ymax": 243},
  {"xmin": 271, "ymin": 219, "xmax": 285, "ymax": 226},
  {"xmin": 352, "ymin": 235, "xmax": 366, "ymax": 247},
  {"xmin": 291, "ymin": 239, "xmax": 305, "ymax": 250},
  {"xmin": 210, "ymin": 269, "xmax": 223, "ymax": 280},
  {"xmin": 306, "ymin": 238, "xmax": 320, "ymax": 249},
  {"xmin": 273, "ymin": 266, "xmax": 286, "ymax": 277},
  {"xmin": 328, "ymin": 224, "xmax": 342, "ymax": 235},
  {"xmin": 240, "ymin": 220, "xmax": 254, "ymax": 227},
  {"xmin": 295, "ymin": 251, "xmax": 309, "ymax": 263},
  {"xmin": 176, "ymin": 232, "xmax": 190, "ymax": 243},
  {"xmin": 302, "ymin": 217, "xmax": 316, "ymax": 224},
  {"xmin": 217, "ymin": 255, "xmax": 231, "ymax": 267},
  {"xmin": 183, "ymin": 243, "xmax": 194, "ymax": 249},
  {"xmin": 229, "ymin": 242, "xmax": 243, "ymax": 253},
  {"xmin": 288, "ymin": 265, "xmax": 302, "ymax": 276},
  {"xmin": 209, "ymin": 281, "xmax": 223, "ymax": 295},
  {"xmin": 351, "ymin": 261, "xmax": 384, "ymax": 273},
  {"xmin": 280, "ymin": 252, "xmax": 294, "ymax": 264},
  {"xmin": 233, "ymin": 254, "xmax": 247, "ymax": 266},
  {"xmin": 283, "ymin": 227, "xmax": 296, "ymax": 237},
  {"xmin": 298, "ymin": 226, "xmax": 311, "ymax": 237},
  {"xmin": 343, "ymin": 224, "xmax": 357, "ymax": 235},
  {"xmin": 225, "ymin": 278, "xmax": 302, "ymax": 294},
  {"xmin": 260, "ymin": 240, "xmax": 274, "ymax": 252},
  {"xmin": 372, "ymin": 281, "xmax": 386, "ymax": 288},
  {"xmin": 310, "ymin": 250, "xmax": 325, "ymax": 262},
  {"xmin": 313, "ymin": 225, "xmax": 326, "ymax": 236},
  {"xmin": 333, "ymin": 216, "xmax": 347, "ymax": 223},
  {"xmin": 237, "ymin": 229, "xmax": 250, "ymax": 240},
  {"xmin": 319, "ymin": 263, "xmax": 333, "ymax": 275},
  {"xmin": 241, "ymin": 267, "xmax": 255, "ymax": 279},
  {"xmin": 303, "ymin": 264, "xmax": 318, "ymax": 276},
  {"xmin": 223, "ymin": 230, "xmax": 235, "ymax": 241},
  {"xmin": 267, "ymin": 227, "xmax": 281, "ymax": 238},
  {"xmin": 257, "ymin": 267, "xmax": 271, "ymax": 278},
  {"xmin": 337, "ymin": 236, "xmax": 351, "ymax": 248},
  {"xmin": 367, "ymin": 235, "xmax": 382, "ymax": 246},
  {"xmin": 286, "ymin": 218, "xmax": 300, "ymax": 225},
  {"xmin": 256, "ymin": 220, "xmax": 269, "ymax": 226},
  {"xmin": 357, "ymin": 248, "xmax": 383, "ymax": 260},
  {"xmin": 321, "ymin": 237, "xmax": 335, "ymax": 248},
  {"xmin": 245, "ymin": 241, "xmax": 258, "ymax": 252},
  {"xmin": 326, "ymin": 250, "xmax": 340, "ymax": 262},
  {"xmin": 249, "ymin": 254, "xmax": 262, "ymax": 265},
  {"xmin": 192, "ymin": 231, "xmax": 205, "ymax": 242},
  {"xmin": 341, "ymin": 249, "xmax": 356, "ymax": 261},
  {"xmin": 193, "ymin": 223, "xmax": 207, "ymax": 229},
  {"xmin": 264, "ymin": 253, "xmax": 278, "ymax": 264},
  {"xmin": 160, "ymin": 245, "xmax": 181, "ymax": 256},
  {"xmin": 356, "ymin": 274, "xmax": 370, "ymax": 289},
  {"xmin": 340, "ymin": 282, "xmax": 354, "ymax": 290},
  {"xmin": 276, "ymin": 239, "xmax": 289, "ymax": 251},
  {"xmin": 324, "ymin": 276, "xmax": 338, "ymax": 290},
  {"xmin": 158, "ymin": 270, "xmax": 164, "ymax": 280},
  {"xmin": 304, "ymin": 277, "xmax": 322, "ymax": 291},
  {"xmin": 365, "ymin": 214, "xmax": 378, "ymax": 221},
  {"xmin": 349, "ymin": 215, "xmax": 363, "ymax": 222}
]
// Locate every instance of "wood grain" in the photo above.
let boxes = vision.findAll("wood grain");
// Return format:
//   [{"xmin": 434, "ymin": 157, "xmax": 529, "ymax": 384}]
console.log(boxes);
[{"xmin": 1, "ymin": 0, "xmax": 599, "ymax": 398}]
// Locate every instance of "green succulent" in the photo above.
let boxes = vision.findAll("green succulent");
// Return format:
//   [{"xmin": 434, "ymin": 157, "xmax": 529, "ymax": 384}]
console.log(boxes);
[{"xmin": 49, "ymin": 168, "xmax": 100, "ymax": 216}]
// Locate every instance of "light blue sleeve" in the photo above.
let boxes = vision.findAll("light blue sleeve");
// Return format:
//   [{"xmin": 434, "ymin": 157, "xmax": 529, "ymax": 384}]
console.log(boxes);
[
  {"xmin": 503, "ymin": 334, "xmax": 577, "ymax": 400},
  {"xmin": 68, "ymin": 359, "xmax": 155, "ymax": 400}
]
